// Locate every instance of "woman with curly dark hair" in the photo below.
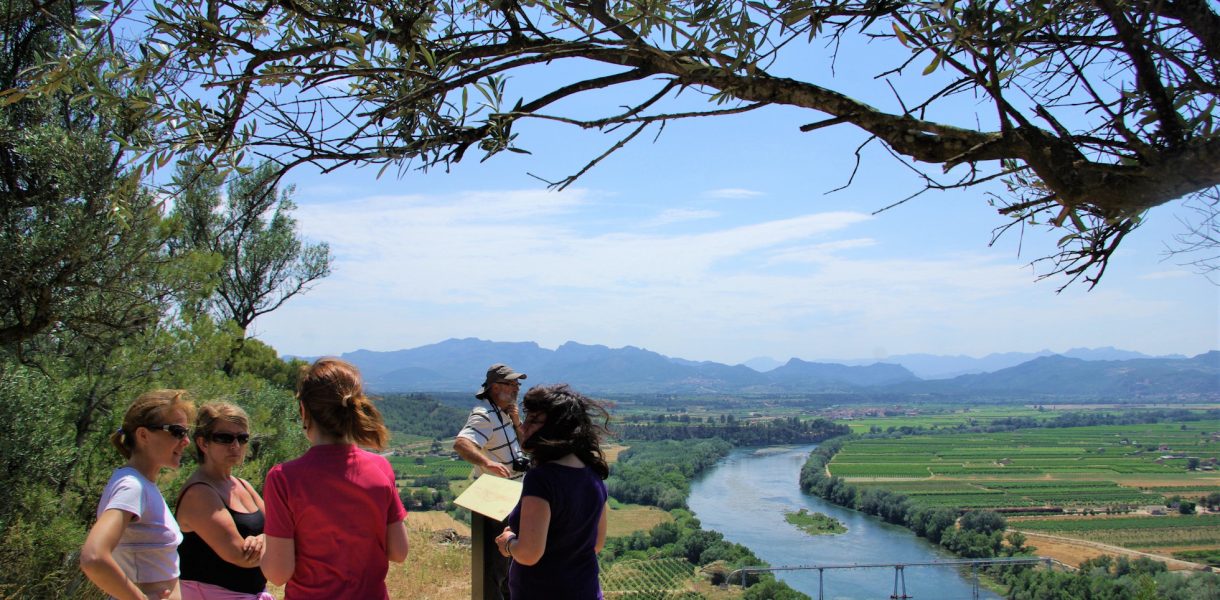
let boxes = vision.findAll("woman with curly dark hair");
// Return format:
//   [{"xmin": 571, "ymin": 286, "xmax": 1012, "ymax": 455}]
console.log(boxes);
[{"xmin": 494, "ymin": 384, "xmax": 610, "ymax": 599}]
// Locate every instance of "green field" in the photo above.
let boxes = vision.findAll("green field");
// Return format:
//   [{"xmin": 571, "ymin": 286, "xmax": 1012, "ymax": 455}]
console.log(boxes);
[
  {"xmin": 1013, "ymin": 514, "xmax": 1220, "ymax": 549},
  {"xmin": 600, "ymin": 557, "xmax": 700, "ymax": 598},
  {"xmin": 388, "ymin": 454, "xmax": 473, "ymax": 481},
  {"xmin": 832, "ymin": 421, "xmax": 1220, "ymax": 510},
  {"xmin": 839, "ymin": 406, "xmax": 1062, "ymax": 434}
]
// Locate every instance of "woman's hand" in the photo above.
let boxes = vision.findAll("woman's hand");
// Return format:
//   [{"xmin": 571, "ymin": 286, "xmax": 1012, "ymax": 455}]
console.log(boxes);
[
  {"xmin": 242, "ymin": 534, "xmax": 265, "ymax": 562},
  {"xmin": 494, "ymin": 527, "xmax": 516, "ymax": 558}
]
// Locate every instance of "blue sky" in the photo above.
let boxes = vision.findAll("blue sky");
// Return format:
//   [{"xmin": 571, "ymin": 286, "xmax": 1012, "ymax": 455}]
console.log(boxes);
[{"xmin": 246, "ymin": 35, "xmax": 1219, "ymax": 366}]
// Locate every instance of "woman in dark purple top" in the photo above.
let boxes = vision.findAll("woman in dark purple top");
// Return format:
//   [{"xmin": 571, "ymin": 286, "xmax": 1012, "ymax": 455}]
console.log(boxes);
[{"xmin": 495, "ymin": 384, "xmax": 610, "ymax": 600}]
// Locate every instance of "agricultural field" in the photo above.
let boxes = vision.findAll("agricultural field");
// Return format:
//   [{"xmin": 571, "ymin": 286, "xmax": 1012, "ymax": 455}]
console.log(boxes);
[
  {"xmin": 600, "ymin": 557, "xmax": 702, "ymax": 599},
  {"xmin": 1012, "ymin": 514, "xmax": 1220, "ymax": 548},
  {"xmin": 832, "ymin": 421, "xmax": 1220, "ymax": 512},
  {"xmin": 837, "ymin": 406, "xmax": 1061, "ymax": 434},
  {"xmin": 606, "ymin": 501, "xmax": 674, "ymax": 538},
  {"xmin": 1010, "ymin": 514, "xmax": 1220, "ymax": 563},
  {"xmin": 389, "ymin": 454, "xmax": 474, "ymax": 481},
  {"xmin": 833, "ymin": 417, "xmax": 1220, "ymax": 568}
]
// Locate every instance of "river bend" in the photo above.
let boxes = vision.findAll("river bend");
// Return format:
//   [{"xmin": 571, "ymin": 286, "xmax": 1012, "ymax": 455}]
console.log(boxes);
[{"xmin": 687, "ymin": 445, "xmax": 1001, "ymax": 600}]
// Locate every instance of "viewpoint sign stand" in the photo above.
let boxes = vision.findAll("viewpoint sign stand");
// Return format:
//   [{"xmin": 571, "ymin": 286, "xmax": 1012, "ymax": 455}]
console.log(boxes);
[{"xmin": 454, "ymin": 474, "xmax": 523, "ymax": 600}]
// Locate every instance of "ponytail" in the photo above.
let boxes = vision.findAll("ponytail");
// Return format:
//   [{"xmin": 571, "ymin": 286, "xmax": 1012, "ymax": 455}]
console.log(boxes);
[
  {"xmin": 297, "ymin": 358, "xmax": 390, "ymax": 450},
  {"xmin": 113, "ymin": 390, "xmax": 196, "ymax": 459}
]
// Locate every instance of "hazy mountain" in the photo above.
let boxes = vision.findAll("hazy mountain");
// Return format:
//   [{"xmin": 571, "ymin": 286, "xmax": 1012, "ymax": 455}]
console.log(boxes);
[
  {"xmin": 820, "ymin": 348, "xmax": 1176, "ymax": 379},
  {"xmin": 1061, "ymin": 346, "xmax": 1186, "ymax": 361},
  {"xmin": 889, "ymin": 351, "xmax": 1220, "ymax": 397},
  {"xmin": 766, "ymin": 358, "xmax": 917, "ymax": 389},
  {"xmin": 346, "ymin": 338, "xmax": 909, "ymax": 394},
  {"xmin": 328, "ymin": 339, "xmax": 1217, "ymax": 397},
  {"xmin": 741, "ymin": 356, "xmax": 783, "ymax": 372}
]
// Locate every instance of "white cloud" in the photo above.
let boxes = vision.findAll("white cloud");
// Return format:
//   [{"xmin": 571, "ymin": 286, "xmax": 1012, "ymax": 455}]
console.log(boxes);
[
  {"xmin": 643, "ymin": 209, "xmax": 720, "ymax": 227},
  {"xmin": 1139, "ymin": 269, "xmax": 1191, "ymax": 280},
  {"xmin": 703, "ymin": 188, "xmax": 764, "ymax": 199},
  {"xmin": 253, "ymin": 185, "xmax": 1219, "ymax": 364}
]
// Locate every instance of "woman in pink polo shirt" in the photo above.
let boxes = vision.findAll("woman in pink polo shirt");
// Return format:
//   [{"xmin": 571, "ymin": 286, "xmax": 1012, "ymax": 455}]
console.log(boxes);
[{"xmin": 260, "ymin": 358, "xmax": 409, "ymax": 599}]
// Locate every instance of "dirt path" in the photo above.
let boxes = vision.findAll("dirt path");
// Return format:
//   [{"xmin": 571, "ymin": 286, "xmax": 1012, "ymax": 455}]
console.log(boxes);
[{"xmin": 1014, "ymin": 530, "xmax": 1210, "ymax": 571}]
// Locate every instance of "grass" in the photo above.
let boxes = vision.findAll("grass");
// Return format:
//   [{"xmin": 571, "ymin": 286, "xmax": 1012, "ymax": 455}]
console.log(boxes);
[
  {"xmin": 386, "ymin": 512, "xmax": 471, "ymax": 600},
  {"xmin": 606, "ymin": 503, "xmax": 673, "ymax": 538}
]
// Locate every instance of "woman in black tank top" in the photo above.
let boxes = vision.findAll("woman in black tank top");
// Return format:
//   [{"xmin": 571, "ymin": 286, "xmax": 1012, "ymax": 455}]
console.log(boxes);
[{"xmin": 176, "ymin": 402, "xmax": 271, "ymax": 599}]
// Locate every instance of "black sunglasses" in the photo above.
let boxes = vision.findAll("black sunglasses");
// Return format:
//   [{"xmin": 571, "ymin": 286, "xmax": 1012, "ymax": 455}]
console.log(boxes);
[
  {"xmin": 209, "ymin": 432, "xmax": 251, "ymax": 445},
  {"xmin": 148, "ymin": 424, "xmax": 190, "ymax": 439}
]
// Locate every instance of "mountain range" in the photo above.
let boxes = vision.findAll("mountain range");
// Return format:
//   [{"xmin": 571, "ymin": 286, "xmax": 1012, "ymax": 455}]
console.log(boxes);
[{"xmin": 310, "ymin": 338, "xmax": 1219, "ymax": 398}]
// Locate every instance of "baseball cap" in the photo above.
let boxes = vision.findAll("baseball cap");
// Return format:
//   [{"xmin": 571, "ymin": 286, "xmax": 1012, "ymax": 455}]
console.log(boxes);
[{"xmin": 475, "ymin": 363, "xmax": 527, "ymax": 399}]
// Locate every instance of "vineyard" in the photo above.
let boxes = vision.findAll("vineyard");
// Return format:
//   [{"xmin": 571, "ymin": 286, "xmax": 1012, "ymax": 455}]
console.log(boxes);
[
  {"xmin": 830, "ymin": 421, "xmax": 1220, "ymax": 510},
  {"xmin": 600, "ymin": 558, "xmax": 702, "ymax": 599},
  {"xmin": 854, "ymin": 479, "xmax": 1155, "ymax": 509},
  {"xmin": 389, "ymin": 455, "xmax": 474, "ymax": 481},
  {"xmin": 1012, "ymin": 514, "xmax": 1220, "ymax": 549}
]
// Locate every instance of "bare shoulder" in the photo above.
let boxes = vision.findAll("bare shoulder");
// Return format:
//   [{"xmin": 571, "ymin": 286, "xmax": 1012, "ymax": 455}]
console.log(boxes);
[{"xmin": 178, "ymin": 480, "xmax": 224, "ymax": 512}]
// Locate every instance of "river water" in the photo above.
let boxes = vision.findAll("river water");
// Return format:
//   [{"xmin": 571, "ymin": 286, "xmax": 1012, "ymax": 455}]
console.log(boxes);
[{"xmin": 687, "ymin": 445, "xmax": 1001, "ymax": 600}]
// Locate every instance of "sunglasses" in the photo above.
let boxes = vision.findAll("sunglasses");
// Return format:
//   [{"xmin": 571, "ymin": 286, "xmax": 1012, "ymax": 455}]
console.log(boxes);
[
  {"xmin": 149, "ymin": 424, "xmax": 190, "ymax": 439},
  {"xmin": 209, "ymin": 432, "xmax": 251, "ymax": 445}
]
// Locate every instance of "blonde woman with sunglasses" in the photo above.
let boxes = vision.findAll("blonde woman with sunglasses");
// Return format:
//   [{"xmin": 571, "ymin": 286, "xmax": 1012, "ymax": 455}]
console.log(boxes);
[
  {"xmin": 81, "ymin": 390, "xmax": 196, "ymax": 600},
  {"xmin": 176, "ymin": 402, "xmax": 271, "ymax": 600}
]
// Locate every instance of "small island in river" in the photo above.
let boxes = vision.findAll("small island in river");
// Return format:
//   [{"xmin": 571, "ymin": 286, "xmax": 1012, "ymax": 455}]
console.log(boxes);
[{"xmin": 785, "ymin": 508, "xmax": 847, "ymax": 535}]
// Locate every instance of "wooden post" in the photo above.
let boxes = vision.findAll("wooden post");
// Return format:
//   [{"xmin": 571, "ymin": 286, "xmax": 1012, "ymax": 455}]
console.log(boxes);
[
  {"xmin": 453, "ymin": 475, "xmax": 523, "ymax": 600},
  {"xmin": 471, "ymin": 512, "xmax": 488, "ymax": 600}
]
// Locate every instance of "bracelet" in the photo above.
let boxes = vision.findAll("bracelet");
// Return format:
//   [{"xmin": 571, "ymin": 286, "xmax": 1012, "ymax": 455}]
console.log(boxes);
[{"xmin": 506, "ymin": 534, "xmax": 517, "ymax": 558}]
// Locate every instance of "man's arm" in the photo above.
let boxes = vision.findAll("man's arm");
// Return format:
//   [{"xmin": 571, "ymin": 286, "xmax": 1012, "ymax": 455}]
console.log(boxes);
[{"xmin": 454, "ymin": 436, "xmax": 511, "ymax": 478}]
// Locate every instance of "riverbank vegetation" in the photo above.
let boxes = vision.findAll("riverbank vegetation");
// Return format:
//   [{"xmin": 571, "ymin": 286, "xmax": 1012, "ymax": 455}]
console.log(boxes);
[{"xmin": 616, "ymin": 416, "xmax": 850, "ymax": 445}]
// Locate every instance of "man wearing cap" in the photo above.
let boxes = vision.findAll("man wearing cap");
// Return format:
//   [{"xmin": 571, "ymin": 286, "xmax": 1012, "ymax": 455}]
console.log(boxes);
[{"xmin": 454, "ymin": 363, "xmax": 528, "ymax": 599}]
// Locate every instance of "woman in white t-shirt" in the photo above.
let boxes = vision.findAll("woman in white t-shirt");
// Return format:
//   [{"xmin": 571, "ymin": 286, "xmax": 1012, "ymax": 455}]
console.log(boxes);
[{"xmin": 81, "ymin": 390, "xmax": 196, "ymax": 600}]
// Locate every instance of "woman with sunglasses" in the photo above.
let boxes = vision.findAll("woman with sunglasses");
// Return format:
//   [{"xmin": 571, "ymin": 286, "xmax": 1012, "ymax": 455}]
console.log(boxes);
[
  {"xmin": 81, "ymin": 390, "xmax": 196, "ymax": 600},
  {"xmin": 494, "ymin": 384, "xmax": 611, "ymax": 600},
  {"xmin": 261, "ymin": 358, "xmax": 409, "ymax": 599},
  {"xmin": 176, "ymin": 402, "xmax": 271, "ymax": 599}
]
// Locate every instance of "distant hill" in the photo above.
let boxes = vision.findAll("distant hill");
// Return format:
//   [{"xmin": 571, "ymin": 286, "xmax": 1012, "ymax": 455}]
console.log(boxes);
[
  {"xmin": 813, "ymin": 347, "xmax": 1182, "ymax": 379},
  {"xmin": 887, "ymin": 351, "xmax": 1220, "ymax": 397},
  {"xmin": 329, "ymin": 339, "xmax": 1218, "ymax": 398},
  {"xmin": 339, "ymin": 338, "xmax": 912, "ymax": 394}
]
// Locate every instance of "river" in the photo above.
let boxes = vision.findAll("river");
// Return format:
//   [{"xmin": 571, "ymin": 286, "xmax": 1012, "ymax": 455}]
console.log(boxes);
[{"xmin": 687, "ymin": 444, "xmax": 1002, "ymax": 600}]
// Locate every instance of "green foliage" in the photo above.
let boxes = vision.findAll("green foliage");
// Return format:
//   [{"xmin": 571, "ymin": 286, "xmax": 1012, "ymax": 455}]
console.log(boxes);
[
  {"xmin": 616, "ymin": 417, "xmax": 849, "ymax": 445},
  {"xmin": 0, "ymin": 486, "xmax": 97, "ymax": 599},
  {"xmin": 169, "ymin": 158, "xmax": 332, "ymax": 336},
  {"xmin": 960, "ymin": 510, "xmax": 1008, "ymax": 536},
  {"xmin": 600, "ymin": 509, "xmax": 808, "ymax": 599},
  {"xmin": 1172, "ymin": 548, "xmax": 1220, "ymax": 567},
  {"xmin": 0, "ymin": 366, "xmax": 75, "ymax": 518},
  {"xmin": 378, "ymin": 393, "xmax": 471, "ymax": 440},
  {"xmin": 784, "ymin": 508, "xmax": 846, "ymax": 535},
  {"xmin": 606, "ymin": 439, "xmax": 732, "ymax": 509},
  {"xmin": 228, "ymin": 337, "xmax": 308, "ymax": 390},
  {"xmin": 0, "ymin": 0, "xmax": 173, "ymax": 350},
  {"xmin": 1007, "ymin": 554, "xmax": 1220, "ymax": 600},
  {"xmin": 742, "ymin": 578, "xmax": 810, "ymax": 600}
]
